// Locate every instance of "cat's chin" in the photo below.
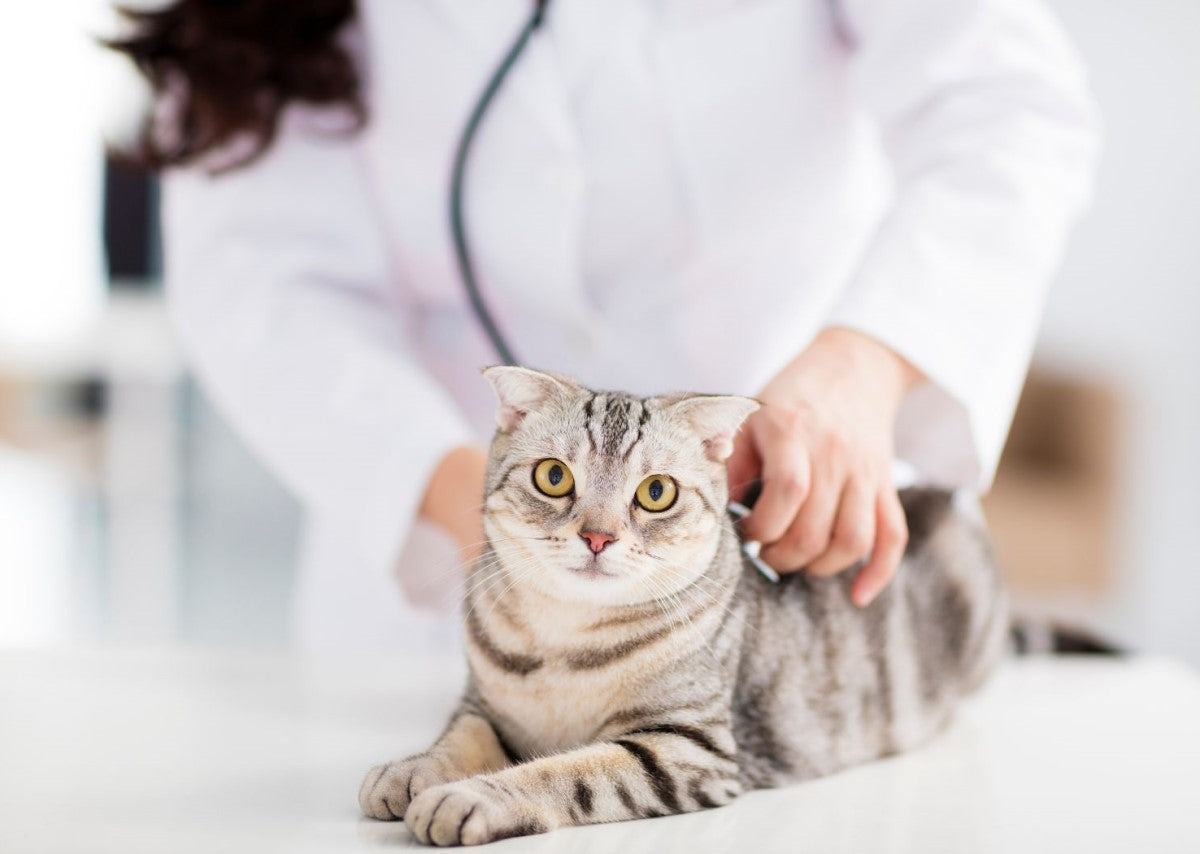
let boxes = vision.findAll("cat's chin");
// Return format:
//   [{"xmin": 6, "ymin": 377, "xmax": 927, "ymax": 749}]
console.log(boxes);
[
  {"xmin": 567, "ymin": 563, "xmax": 618, "ymax": 580},
  {"xmin": 538, "ymin": 567, "xmax": 702, "ymax": 610},
  {"xmin": 535, "ymin": 567, "xmax": 648, "ymax": 608}
]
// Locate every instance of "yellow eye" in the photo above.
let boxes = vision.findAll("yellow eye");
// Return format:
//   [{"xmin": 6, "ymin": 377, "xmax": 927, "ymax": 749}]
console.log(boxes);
[
  {"xmin": 533, "ymin": 459, "xmax": 575, "ymax": 497},
  {"xmin": 635, "ymin": 475, "xmax": 677, "ymax": 512}
]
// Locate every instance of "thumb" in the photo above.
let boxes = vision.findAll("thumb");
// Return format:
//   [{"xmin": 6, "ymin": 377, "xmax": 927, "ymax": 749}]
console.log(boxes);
[{"xmin": 725, "ymin": 430, "xmax": 760, "ymax": 504}]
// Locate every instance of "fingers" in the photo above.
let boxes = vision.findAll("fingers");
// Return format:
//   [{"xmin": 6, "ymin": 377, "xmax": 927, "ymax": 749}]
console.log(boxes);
[
  {"xmin": 760, "ymin": 467, "xmax": 837, "ymax": 572},
  {"xmin": 728, "ymin": 399, "xmax": 904, "ymax": 602},
  {"xmin": 741, "ymin": 443, "xmax": 811, "ymax": 546},
  {"xmin": 805, "ymin": 478, "xmax": 875, "ymax": 577},
  {"xmin": 850, "ymin": 489, "xmax": 908, "ymax": 607},
  {"xmin": 725, "ymin": 433, "xmax": 760, "ymax": 504}
]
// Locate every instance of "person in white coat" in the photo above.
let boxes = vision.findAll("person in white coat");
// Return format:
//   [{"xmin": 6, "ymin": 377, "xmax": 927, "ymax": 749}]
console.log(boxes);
[{"xmin": 113, "ymin": 0, "xmax": 1098, "ymax": 650}]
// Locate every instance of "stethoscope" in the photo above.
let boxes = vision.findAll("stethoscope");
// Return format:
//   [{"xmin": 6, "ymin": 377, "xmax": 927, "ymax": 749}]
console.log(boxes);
[
  {"xmin": 449, "ymin": 0, "xmax": 780, "ymax": 582},
  {"xmin": 449, "ymin": 0, "xmax": 550, "ymax": 369}
]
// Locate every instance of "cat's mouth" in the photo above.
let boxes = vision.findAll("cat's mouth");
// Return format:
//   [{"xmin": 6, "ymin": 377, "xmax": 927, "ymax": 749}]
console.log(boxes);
[{"xmin": 568, "ymin": 558, "xmax": 618, "ymax": 580}]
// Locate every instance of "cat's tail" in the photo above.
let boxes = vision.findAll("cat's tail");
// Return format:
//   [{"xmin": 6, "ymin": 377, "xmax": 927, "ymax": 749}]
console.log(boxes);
[{"xmin": 1009, "ymin": 619, "xmax": 1125, "ymax": 655}]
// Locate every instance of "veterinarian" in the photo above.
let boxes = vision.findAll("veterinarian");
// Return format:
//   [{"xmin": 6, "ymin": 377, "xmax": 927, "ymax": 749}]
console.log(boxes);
[{"xmin": 115, "ymin": 0, "xmax": 1098, "ymax": 649}]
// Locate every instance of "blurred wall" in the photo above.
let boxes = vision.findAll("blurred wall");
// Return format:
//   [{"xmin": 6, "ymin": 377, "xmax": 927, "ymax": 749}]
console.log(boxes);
[
  {"xmin": 1039, "ymin": 0, "xmax": 1200, "ymax": 658},
  {"xmin": 0, "ymin": 0, "xmax": 107, "ymax": 356}
]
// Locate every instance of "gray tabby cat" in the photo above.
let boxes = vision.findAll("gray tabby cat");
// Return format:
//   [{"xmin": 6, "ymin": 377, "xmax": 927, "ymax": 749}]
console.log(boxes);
[{"xmin": 359, "ymin": 366, "xmax": 1009, "ymax": 846}]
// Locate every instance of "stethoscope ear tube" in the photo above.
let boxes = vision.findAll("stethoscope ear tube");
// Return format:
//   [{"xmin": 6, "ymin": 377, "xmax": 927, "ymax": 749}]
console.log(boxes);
[{"xmin": 449, "ymin": 0, "xmax": 553, "ymax": 367}]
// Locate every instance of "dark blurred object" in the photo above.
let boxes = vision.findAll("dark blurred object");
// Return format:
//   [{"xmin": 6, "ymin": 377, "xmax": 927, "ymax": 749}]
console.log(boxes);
[
  {"xmin": 984, "ymin": 370, "xmax": 1121, "ymax": 595},
  {"xmin": 103, "ymin": 158, "xmax": 159, "ymax": 286},
  {"xmin": 0, "ymin": 375, "xmax": 104, "ymax": 474}
]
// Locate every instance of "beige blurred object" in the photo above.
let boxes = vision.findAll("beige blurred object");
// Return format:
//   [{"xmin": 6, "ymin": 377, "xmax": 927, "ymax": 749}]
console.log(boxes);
[
  {"xmin": 983, "ymin": 369, "xmax": 1121, "ymax": 595},
  {"xmin": 0, "ymin": 373, "xmax": 101, "ymax": 476}
]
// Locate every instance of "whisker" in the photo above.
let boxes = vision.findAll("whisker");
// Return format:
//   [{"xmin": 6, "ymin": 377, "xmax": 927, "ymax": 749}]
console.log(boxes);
[
  {"xmin": 477, "ymin": 561, "xmax": 545, "ymax": 628},
  {"xmin": 410, "ymin": 534, "xmax": 555, "ymax": 590}
]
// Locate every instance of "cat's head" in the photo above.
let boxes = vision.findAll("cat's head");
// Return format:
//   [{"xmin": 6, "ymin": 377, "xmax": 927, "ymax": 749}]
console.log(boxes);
[{"xmin": 480, "ymin": 366, "xmax": 758, "ymax": 607}]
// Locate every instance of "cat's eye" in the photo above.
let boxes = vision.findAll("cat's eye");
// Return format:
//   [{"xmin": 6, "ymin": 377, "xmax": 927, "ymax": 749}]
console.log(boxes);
[
  {"xmin": 533, "ymin": 458, "xmax": 575, "ymax": 498},
  {"xmin": 634, "ymin": 475, "xmax": 677, "ymax": 512}
]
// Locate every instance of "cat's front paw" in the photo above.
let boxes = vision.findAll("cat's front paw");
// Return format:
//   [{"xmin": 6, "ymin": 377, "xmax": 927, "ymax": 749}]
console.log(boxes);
[
  {"xmin": 359, "ymin": 756, "xmax": 455, "ymax": 821},
  {"xmin": 405, "ymin": 779, "xmax": 546, "ymax": 846}
]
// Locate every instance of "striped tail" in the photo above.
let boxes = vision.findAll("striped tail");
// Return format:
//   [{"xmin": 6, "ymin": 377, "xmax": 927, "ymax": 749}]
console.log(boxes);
[{"xmin": 1009, "ymin": 620, "xmax": 1124, "ymax": 655}]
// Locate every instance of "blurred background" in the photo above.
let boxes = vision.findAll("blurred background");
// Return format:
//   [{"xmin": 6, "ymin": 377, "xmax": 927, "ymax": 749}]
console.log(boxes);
[{"xmin": 1, "ymin": 0, "xmax": 1197, "ymax": 661}]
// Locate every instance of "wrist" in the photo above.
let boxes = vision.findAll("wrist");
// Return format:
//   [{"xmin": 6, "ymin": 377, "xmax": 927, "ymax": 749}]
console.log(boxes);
[
  {"xmin": 767, "ymin": 327, "xmax": 922, "ymax": 416},
  {"xmin": 825, "ymin": 325, "xmax": 922, "ymax": 405}
]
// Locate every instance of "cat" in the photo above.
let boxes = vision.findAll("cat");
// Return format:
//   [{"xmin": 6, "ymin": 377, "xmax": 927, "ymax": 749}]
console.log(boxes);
[{"xmin": 359, "ymin": 366, "xmax": 1009, "ymax": 846}]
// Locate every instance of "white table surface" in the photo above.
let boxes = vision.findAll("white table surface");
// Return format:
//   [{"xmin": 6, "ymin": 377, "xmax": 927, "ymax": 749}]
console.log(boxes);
[{"xmin": 2, "ymin": 647, "xmax": 1198, "ymax": 854}]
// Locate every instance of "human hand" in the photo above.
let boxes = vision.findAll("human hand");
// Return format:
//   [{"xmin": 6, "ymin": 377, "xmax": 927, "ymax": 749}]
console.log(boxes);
[
  {"xmin": 726, "ymin": 327, "xmax": 922, "ymax": 606},
  {"xmin": 419, "ymin": 445, "xmax": 489, "ymax": 566}
]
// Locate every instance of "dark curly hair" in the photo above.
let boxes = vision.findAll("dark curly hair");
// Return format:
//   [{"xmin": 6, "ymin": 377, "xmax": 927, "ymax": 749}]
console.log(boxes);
[{"xmin": 106, "ymin": 0, "xmax": 364, "ymax": 171}]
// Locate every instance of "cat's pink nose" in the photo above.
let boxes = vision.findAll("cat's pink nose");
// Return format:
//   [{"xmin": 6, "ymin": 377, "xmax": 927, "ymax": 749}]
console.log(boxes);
[{"xmin": 580, "ymin": 530, "xmax": 617, "ymax": 554}]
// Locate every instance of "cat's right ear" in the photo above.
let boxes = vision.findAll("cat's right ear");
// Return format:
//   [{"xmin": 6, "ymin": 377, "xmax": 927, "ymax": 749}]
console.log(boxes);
[{"xmin": 482, "ymin": 366, "xmax": 582, "ymax": 432}]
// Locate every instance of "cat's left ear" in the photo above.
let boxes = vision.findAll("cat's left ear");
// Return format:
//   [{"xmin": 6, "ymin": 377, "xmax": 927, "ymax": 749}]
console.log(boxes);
[
  {"xmin": 665, "ymin": 395, "xmax": 760, "ymax": 462},
  {"xmin": 482, "ymin": 366, "xmax": 585, "ymax": 432}
]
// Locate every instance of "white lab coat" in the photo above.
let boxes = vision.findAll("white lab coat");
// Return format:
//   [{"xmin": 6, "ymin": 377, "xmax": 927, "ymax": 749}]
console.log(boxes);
[{"xmin": 162, "ymin": 0, "xmax": 1098, "ymax": 650}]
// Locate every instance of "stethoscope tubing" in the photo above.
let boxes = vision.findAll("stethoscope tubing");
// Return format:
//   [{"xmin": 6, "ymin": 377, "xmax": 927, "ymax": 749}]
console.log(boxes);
[{"xmin": 449, "ymin": 0, "xmax": 552, "ymax": 367}]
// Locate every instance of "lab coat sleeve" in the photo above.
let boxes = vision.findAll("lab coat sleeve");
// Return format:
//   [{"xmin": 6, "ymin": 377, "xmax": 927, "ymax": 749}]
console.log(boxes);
[
  {"xmin": 826, "ymin": 0, "xmax": 1100, "ymax": 488},
  {"xmin": 161, "ymin": 108, "xmax": 475, "ymax": 578}
]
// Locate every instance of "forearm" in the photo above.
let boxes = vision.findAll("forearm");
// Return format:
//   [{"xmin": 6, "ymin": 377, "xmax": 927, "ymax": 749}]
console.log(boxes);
[
  {"xmin": 832, "ymin": 0, "xmax": 1098, "ymax": 486},
  {"xmin": 405, "ymin": 734, "xmax": 742, "ymax": 844}
]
